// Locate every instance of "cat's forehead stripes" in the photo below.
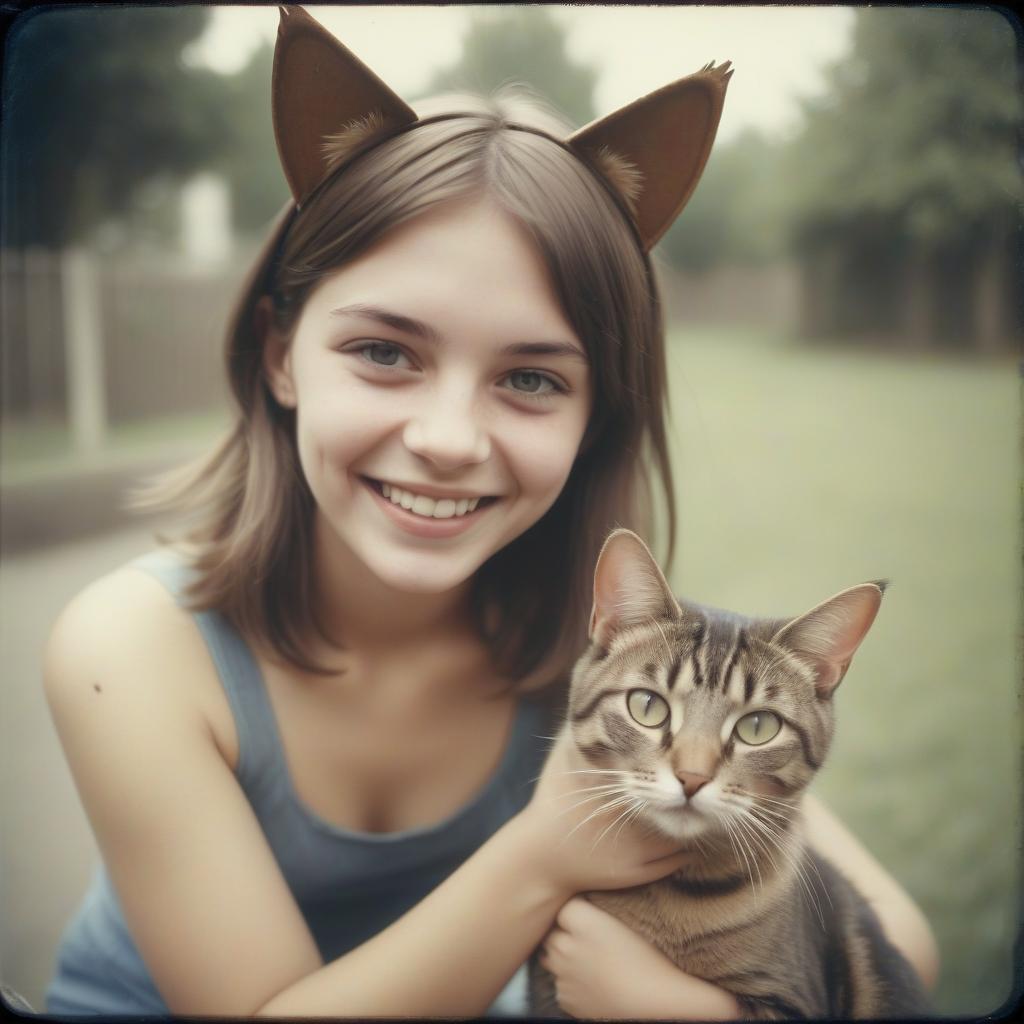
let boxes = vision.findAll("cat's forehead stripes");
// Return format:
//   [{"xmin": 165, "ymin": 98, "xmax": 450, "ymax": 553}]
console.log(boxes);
[
  {"xmin": 722, "ymin": 627, "xmax": 747, "ymax": 698},
  {"xmin": 671, "ymin": 656, "xmax": 698, "ymax": 694}
]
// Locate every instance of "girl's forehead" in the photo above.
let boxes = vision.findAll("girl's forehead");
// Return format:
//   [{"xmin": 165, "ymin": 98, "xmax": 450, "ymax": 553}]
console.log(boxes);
[{"xmin": 305, "ymin": 198, "xmax": 581, "ymax": 341}]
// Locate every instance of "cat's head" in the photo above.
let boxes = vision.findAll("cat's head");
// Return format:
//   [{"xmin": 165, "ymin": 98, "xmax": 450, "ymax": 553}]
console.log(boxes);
[{"xmin": 568, "ymin": 529, "xmax": 886, "ymax": 843}]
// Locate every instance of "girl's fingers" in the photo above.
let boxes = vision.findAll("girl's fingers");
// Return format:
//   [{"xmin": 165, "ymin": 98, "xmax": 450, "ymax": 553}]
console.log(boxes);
[{"xmin": 555, "ymin": 895, "xmax": 598, "ymax": 931}]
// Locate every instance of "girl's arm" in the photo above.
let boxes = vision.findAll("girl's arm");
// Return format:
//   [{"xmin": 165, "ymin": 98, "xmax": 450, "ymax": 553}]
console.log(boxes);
[
  {"xmin": 802, "ymin": 793, "xmax": 940, "ymax": 991},
  {"xmin": 45, "ymin": 570, "xmax": 686, "ymax": 1018}
]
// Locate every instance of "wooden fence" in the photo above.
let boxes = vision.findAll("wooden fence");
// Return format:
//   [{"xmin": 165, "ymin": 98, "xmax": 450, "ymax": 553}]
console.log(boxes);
[
  {"xmin": 1, "ymin": 248, "xmax": 801, "ymax": 455},
  {"xmin": 1, "ymin": 247, "xmax": 250, "ymax": 453}
]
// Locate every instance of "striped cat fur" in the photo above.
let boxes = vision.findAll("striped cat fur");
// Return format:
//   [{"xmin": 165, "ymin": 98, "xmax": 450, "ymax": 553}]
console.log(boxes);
[{"xmin": 528, "ymin": 529, "xmax": 929, "ymax": 1019}]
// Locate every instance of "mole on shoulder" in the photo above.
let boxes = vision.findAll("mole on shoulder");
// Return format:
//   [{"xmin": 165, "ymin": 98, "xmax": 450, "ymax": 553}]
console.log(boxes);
[{"xmin": 93, "ymin": 683, "xmax": 102, "ymax": 694}]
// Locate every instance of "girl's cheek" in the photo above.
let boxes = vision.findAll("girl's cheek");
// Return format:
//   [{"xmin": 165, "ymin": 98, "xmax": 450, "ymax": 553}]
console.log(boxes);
[{"xmin": 504, "ymin": 417, "xmax": 588, "ymax": 482}]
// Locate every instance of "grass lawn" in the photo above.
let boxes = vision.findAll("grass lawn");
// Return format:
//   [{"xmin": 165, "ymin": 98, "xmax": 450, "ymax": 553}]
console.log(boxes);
[{"xmin": 663, "ymin": 325, "xmax": 1019, "ymax": 1016}]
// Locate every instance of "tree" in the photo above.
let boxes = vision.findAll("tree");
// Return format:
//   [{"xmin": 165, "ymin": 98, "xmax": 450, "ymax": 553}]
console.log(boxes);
[
  {"xmin": 658, "ymin": 129, "xmax": 789, "ymax": 272},
  {"xmin": 1, "ymin": 6, "xmax": 230, "ymax": 248},
  {"xmin": 421, "ymin": 7, "xmax": 597, "ymax": 128},
  {"xmin": 213, "ymin": 41, "xmax": 290, "ymax": 237},
  {"xmin": 782, "ymin": 7, "xmax": 1021, "ymax": 348}
]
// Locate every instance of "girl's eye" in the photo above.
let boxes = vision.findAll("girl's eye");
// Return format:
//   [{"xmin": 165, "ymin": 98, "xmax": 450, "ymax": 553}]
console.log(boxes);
[
  {"xmin": 627, "ymin": 689, "xmax": 670, "ymax": 728},
  {"xmin": 355, "ymin": 341, "xmax": 411, "ymax": 369},
  {"xmin": 503, "ymin": 370, "xmax": 561, "ymax": 397},
  {"xmin": 734, "ymin": 711, "xmax": 782, "ymax": 746}
]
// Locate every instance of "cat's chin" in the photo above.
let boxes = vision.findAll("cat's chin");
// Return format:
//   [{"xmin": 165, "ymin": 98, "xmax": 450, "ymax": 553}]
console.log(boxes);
[{"xmin": 645, "ymin": 805, "xmax": 711, "ymax": 842}]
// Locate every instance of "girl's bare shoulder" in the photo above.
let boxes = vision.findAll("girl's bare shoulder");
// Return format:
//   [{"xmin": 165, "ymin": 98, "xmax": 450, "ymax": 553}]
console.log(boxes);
[{"xmin": 43, "ymin": 557, "xmax": 220, "ymax": 718}]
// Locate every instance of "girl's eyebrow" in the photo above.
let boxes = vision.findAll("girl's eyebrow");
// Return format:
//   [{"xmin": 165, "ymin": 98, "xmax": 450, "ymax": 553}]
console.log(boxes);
[
  {"xmin": 329, "ymin": 303, "xmax": 588, "ymax": 363},
  {"xmin": 330, "ymin": 303, "xmax": 441, "ymax": 344}
]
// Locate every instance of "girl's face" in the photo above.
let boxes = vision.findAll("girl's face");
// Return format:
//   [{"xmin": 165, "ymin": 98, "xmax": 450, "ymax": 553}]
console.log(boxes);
[{"xmin": 265, "ymin": 197, "xmax": 592, "ymax": 596}]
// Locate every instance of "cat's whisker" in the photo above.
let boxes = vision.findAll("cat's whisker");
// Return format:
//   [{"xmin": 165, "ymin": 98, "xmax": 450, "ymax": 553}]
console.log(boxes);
[
  {"xmin": 550, "ymin": 769, "xmax": 628, "ymax": 780},
  {"xmin": 730, "ymin": 815, "xmax": 765, "ymax": 895},
  {"xmin": 725, "ymin": 786, "xmax": 800, "ymax": 814},
  {"xmin": 691, "ymin": 831, "xmax": 710, "ymax": 858},
  {"xmin": 527, "ymin": 766, "xmax": 627, "ymax": 786},
  {"xmin": 553, "ymin": 787, "xmax": 629, "ymax": 819},
  {"xmin": 560, "ymin": 793, "xmax": 637, "ymax": 846},
  {"xmin": 735, "ymin": 807, "xmax": 819, "ymax": 923},
  {"xmin": 549, "ymin": 783, "xmax": 627, "ymax": 814},
  {"xmin": 738, "ymin": 799, "xmax": 794, "ymax": 827},
  {"xmin": 718, "ymin": 817, "xmax": 747, "ymax": 888},
  {"xmin": 751, "ymin": 805, "xmax": 793, "ymax": 825},
  {"xmin": 554, "ymin": 783, "xmax": 628, "ymax": 798},
  {"xmin": 739, "ymin": 809, "xmax": 826, "ymax": 928},
  {"xmin": 732, "ymin": 810, "xmax": 781, "ymax": 878},
  {"xmin": 591, "ymin": 798, "xmax": 646, "ymax": 853},
  {"xmin": 719, "ymin": 813, "xmax": 760, "ymax": 897},
  {"xmin": 614, "ymin": 799, "xmax": 649, "ymax": 845}
]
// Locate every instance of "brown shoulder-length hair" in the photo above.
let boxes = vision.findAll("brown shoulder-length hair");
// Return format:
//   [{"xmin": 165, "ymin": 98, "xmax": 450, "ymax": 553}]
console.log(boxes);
[{"xmin": 137, "ymin": 88, "xmax": 677, "ymax": 693}]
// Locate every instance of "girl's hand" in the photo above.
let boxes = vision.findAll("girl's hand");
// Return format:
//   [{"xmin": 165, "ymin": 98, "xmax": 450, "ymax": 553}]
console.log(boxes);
[
  {"xmin": 522, "ymin": 732, "xmax": 690, "ymax": 895},
  {"xmin": 539, "ymin": 897, "xmax": 742, "ymax": 1021}
]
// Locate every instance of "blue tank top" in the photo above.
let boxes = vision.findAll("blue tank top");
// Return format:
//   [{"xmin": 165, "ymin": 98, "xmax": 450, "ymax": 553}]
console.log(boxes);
[{"xmin": 46, "ymin": 548, "xmax": 554, "ymax": 1017}]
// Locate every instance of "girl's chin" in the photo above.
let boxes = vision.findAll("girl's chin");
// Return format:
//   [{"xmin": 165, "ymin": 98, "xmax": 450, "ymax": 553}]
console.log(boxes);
[{"xmin": 358, "ymin": 550, "xmax": 481, "ymax": 596}]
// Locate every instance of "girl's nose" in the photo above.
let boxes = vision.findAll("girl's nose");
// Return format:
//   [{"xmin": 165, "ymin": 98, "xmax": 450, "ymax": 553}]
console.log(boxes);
[{"xmin": 402, "ymin": 399, "xmax": 492, "ymax": 471}]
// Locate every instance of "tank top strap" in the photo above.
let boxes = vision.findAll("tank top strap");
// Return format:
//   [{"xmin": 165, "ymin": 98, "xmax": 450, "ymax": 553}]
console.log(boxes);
[{"xmin": 129, "ymin": 549, "xmax": 287, "ymax": 797}]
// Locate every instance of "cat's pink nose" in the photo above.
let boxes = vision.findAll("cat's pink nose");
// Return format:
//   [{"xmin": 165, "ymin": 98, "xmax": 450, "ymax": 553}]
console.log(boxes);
[{"xmin": 676, "ymin": 771, "xmax": 710, "ymax": 800}]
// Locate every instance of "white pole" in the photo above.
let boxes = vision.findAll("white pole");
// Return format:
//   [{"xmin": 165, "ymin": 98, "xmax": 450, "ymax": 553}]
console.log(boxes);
[{"xmin": 61, "ymin": 248, "xmax": 107, "ymax": 455}]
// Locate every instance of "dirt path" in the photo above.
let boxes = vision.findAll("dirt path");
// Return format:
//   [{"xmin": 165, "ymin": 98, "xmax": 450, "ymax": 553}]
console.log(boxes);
[{"xmin": 1, "ymin": 526, "xmax": 159, "ymax": 1008}]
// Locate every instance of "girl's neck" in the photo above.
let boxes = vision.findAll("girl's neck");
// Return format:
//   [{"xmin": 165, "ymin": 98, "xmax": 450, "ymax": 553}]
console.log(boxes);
[{"xmin": 311, "ymin": 516, "xmax": 476, "ymax": 655}]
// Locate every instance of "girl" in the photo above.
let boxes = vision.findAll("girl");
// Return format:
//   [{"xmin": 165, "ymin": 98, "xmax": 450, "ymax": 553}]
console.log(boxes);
[{"xmin": 43, "ymin": 7, "xmax": 936, "ymax": 1018}]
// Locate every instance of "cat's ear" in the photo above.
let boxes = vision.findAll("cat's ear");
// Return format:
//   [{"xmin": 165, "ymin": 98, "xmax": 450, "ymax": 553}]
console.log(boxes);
[
  {"xmin": 273, "ymin": 6, "xmax": 417, "ymax": 205},
  {"xmin": 589, "ymin": 529, "xmax": 682, "ymax": 648},
  {"xmin": 569, "ymin": 61, "xmax": 733, "ymax": 250},
  {"xmin": 770, "ymin": 581, "xmax": 888, "ymax": 698}
]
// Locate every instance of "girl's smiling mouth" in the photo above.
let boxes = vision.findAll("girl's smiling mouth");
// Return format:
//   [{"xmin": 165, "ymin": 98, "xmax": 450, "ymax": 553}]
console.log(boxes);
[{"xmin": 360, "ymin": 476, "xmax": 500, "ymax": 535}]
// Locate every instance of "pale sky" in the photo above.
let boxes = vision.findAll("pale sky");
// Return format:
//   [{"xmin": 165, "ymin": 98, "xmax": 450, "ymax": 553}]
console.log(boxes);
[{"xmin": 185, "ymin": 5, "xmax": 855, "ymax": 142}]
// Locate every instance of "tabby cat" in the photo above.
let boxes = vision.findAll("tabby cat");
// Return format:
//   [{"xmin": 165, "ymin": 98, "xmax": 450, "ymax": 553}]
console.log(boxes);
[{"xmin": 529, "ymin": 529, "xmax": 930, "ymax": 1019}]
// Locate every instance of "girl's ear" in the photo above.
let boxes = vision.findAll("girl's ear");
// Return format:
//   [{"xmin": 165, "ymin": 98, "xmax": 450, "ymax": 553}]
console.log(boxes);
[
  {"xmin": 589, "ymin": 529, "xmax": 681, "ymax": 647},
  {"xmin": 256, "ymin": 296, "xmax": 297, "ymax": 409}
]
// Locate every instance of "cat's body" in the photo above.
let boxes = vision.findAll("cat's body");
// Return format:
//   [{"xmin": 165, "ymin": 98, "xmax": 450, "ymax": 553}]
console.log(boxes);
[{"xmin": 529, "ymin": 533, "xmax": 930, "ymax": 1019}]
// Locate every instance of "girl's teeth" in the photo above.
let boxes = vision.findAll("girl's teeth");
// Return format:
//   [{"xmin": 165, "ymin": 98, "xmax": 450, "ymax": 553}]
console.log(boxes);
[{"xmin": 380, "ymin": 483, "xmax": 486, "ymax": 519}]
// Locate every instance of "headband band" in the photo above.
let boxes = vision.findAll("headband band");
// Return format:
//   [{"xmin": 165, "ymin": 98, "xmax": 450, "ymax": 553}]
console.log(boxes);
[
  {"xmin": 273, "ymin": 5, "xmax": 732, "ymax": 251},
  {"xmin": 288, "ymin": 110, "xmax": 647, "ymax": 256}
]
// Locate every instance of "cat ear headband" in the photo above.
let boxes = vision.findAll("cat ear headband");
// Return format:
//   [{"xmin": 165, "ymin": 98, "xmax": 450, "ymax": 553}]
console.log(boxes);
[{"xmin": 273, "ymin": 5, "xmax": 732, "ymax": 250}]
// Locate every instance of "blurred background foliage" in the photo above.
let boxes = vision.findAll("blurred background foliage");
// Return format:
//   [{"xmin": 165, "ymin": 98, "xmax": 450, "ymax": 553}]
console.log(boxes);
[
  {"xmin": 2, "ymin": 7, "xmax": 229, "ymax": 247},
  {"xmin": 421, "ymin": 6, "xmax": 597, "ymax": 127},
  {"xmin": 1, "ymin": 4, "xmax": 1020, "ymax": 1017},
  {"xmin": 3, "ymin": 5, "xmax": 1018, "ymax": 349}
]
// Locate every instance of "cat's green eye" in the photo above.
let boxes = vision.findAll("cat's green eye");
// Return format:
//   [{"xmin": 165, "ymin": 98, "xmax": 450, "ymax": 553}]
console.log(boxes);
[
  {"xmin": 734, "ymin": 711, "xmax": 782, "ymax": 746},
  {"xmin": 627, "ymin": 689, "xmax": 670, "ymax": 728}
]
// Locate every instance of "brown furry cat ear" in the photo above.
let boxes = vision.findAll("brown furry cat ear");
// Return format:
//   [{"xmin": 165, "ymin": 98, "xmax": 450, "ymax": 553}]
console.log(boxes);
[
  {"xmin": 273, "ymin": 6, "xmax": 417, "ymax": 205},
  {"xmin": 569, "ymin": 61, "xmax": 733, "ymax": 250},
  {"xmin": 589, "ymin": 529, "xmax": 682, "ymax": 647},
  {"xmin": 770, "ymin": 581, "xmax": 887, "ymax": 698}
]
